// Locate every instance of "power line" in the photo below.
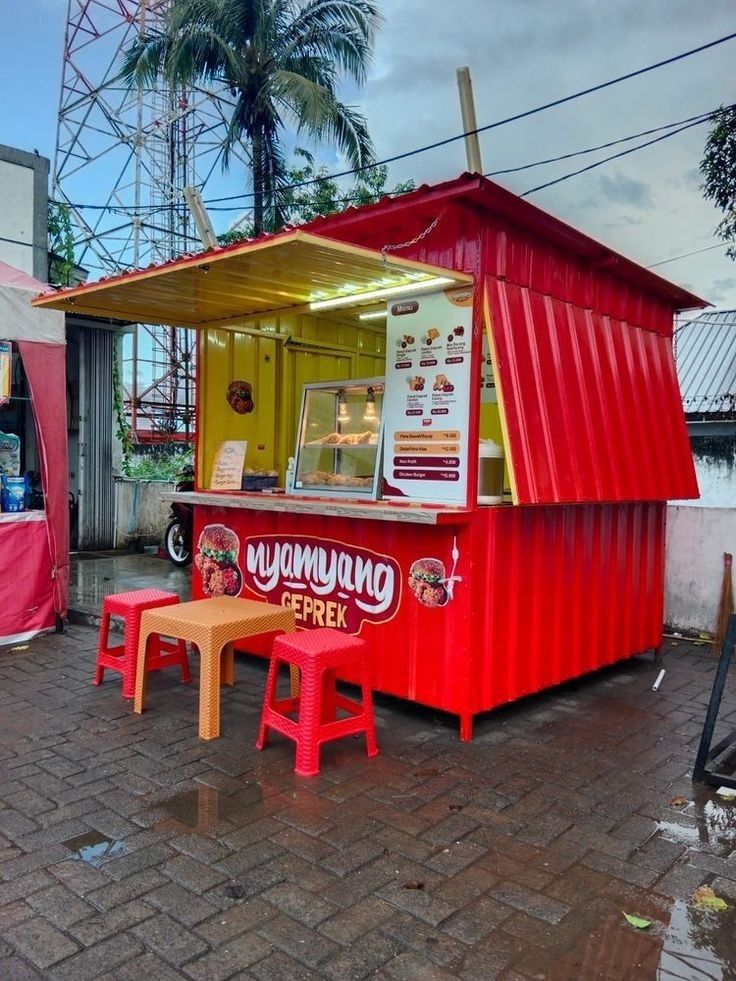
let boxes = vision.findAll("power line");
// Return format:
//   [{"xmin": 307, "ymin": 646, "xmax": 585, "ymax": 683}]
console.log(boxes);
[
  {"xmin": 488, "ymin": 108, "xmax": 721, "ymax": 177},
  {"xmin": 521, "ymin": 116, "xmax": 710, "ymax": 196},
  {"xmin": 648, "ymin": 243, "xmax": 730, "ymax": 268},
  {"xmin": 54, "ymin": 27, "xmax": 736, "ymax": 219},
  {"xmin": 198, "ymin": 30, "xmax": 736, "ymax": 205},
  {"xmin": 59, "ymin": 103, "xmax": 721, "ymax": 216}
]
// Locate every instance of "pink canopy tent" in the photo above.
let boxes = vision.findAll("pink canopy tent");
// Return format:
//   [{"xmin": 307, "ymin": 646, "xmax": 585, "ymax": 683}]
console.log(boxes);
[{"xmin": 0, "ymin": 261, "xmax": 68, "ymax": 645}]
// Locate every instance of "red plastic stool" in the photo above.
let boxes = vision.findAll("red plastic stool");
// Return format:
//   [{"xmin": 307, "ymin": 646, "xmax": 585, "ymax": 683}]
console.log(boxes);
[
  {"xmin": 95, "ymin": 588, "xmax": 191, "ymax": 699},
  {"xmin": 256, "ymin": 627, "xmax": 378, "ymax": 777}
]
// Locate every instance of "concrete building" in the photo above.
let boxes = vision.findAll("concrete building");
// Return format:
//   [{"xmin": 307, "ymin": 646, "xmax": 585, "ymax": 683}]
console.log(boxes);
[{"xmin": 0, "ymin": 144, "xmax": 49, "ymax": 280}]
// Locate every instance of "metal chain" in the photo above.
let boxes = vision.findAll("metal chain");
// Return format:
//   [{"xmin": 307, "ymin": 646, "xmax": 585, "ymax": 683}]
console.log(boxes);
[{"xmin": 381, "ymin": 208, "xmax": 446, "ymax": 260}]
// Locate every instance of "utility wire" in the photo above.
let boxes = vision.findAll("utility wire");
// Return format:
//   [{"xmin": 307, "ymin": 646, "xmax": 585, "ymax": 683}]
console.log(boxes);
[
  {"xmin": 521, "ymin": 115, "xmax": 711, "ymax": 196},
  {"xmin": 54, "ymin": 104, "xmax": 720, "ymax": 215},
  {"xmin": 488, "ymin": 108, "xmax": 723, "ymax": 177},
  {"xmin": 187, "ymin": 100, "xmax": 733, "ymax": 213},
  {"xmin": 648, "ymin": 242, "xmax": 730, "ymax": 267},
  {"xmin": 199, "ymin": 30, "xmax": 736, "ymax": 205}
]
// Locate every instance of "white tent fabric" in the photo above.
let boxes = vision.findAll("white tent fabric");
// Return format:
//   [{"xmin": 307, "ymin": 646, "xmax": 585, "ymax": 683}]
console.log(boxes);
[
  {"xmin": 0, "ymin": 260, "xmax": 69, "ymax": 645},
  {"xmin": 0, "ymin": 262, "xmax": 64, "ymax": 344}
]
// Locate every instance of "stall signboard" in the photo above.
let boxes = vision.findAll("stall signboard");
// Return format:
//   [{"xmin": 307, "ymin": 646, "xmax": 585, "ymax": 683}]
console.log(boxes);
[
  {"xmin": 382, "ymin": 287, "xmax": 473, "ymax": 504},
  {"xmin": 210, "ymin": 440, "xmax": 247, "ymax": 489},
  {"xmin": 0, "ymin": 341, "xmax": 10, "ymax": 408}
]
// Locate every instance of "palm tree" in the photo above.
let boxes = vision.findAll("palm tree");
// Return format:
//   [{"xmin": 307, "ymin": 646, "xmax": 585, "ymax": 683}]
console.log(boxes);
[{"xmin": 121, "ymin": 0, "xmax": 380, "ymax": 235}]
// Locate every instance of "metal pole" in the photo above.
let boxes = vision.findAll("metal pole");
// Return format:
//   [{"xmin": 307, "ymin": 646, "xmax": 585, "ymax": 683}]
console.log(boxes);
[{"xmin": 456, "ymin": 67, "xmax": 483, "ymax": 174}]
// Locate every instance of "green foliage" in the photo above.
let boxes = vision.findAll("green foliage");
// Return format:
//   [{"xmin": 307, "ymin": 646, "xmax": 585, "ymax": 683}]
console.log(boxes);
[
  {"xmin": 47, "ymin": 202, "xmax": 76, "ymax": 286},
  {"xmin": 217, "ymin": 152, "xmax": 415, "ymax": 244},
  {"xmin": 700, "ymin": 105, "xmax": 736, "ymax": 260},
  {"xmin": 123, "ymin": 450, "xmax": 193, "ymax": 481},
  {"xmin": 120, "ymin": 0, "xmax": 380, "ymax": 235},
  {"xmin": 112, "ymin": 342, "xmax": 134, "ymax": 475}
]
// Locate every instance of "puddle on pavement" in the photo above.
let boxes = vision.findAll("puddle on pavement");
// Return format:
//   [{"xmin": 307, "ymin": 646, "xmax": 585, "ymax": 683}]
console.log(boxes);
[
  {"xmin": 657, "ymin": 792, "xmax": 736, "ymax": 858},
  {"xmin": 658, "ymin": 900, "xmax": 736, "ymax": 979},
  {"xmin": 159, "ymin": 785, "xmax": 255, "ymax": 831},
  {"xmin": 62, "ymin": 830, "xmax": 125, "ymax": 866}
]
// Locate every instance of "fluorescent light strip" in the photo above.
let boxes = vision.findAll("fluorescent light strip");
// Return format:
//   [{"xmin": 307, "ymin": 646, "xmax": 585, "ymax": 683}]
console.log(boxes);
[
  {"xmin": 358, "ymin": 310, "xmax": 388, "ymax": 321},
  {"xmin": 309, "ymin": 276, "xmax": 455, "ymax": 312}
]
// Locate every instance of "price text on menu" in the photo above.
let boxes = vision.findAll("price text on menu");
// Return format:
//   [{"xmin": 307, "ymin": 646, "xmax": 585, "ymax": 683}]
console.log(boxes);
[{"xmin": 382, "ymin": 288, "xmax": 473, "ymax": 504}]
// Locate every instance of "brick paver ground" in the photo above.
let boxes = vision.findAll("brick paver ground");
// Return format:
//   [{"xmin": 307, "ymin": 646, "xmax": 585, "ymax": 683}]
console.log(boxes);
[{"xmin": 1, "ymin": 625, "xmax": 735, "ymax": 979}]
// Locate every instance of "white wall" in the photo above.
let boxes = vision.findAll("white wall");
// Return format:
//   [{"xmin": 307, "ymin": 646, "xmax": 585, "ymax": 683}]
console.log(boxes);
[
  {"xmin": 665, "ymin": 505, "xmax": 736, "ymax": 633},
  {"xmin": 672, "ymin": 454, "xmax": 735, "ymax": 508},
  {"xmin": 0, "ymin": 146, "xmax": 48, "ymax": 280},
  {"xmin": 114, "ymin": 479, "xmax": 172, "ymax": 549},
  {"xmin": 0, "ymin": 160, "xmax": 34, "ymax": 275}
]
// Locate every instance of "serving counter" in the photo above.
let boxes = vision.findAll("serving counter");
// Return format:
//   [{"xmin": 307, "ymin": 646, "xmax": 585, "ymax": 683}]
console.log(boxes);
[{"xmin": 164, "ymin": 490, "xmax": 472, "ymax": 525}]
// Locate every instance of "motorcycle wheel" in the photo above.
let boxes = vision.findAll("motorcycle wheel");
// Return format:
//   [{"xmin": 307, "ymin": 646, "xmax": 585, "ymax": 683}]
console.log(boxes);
[{"xmin": 165, "ymin": 519, "xmax": 192, "ymax": 567}]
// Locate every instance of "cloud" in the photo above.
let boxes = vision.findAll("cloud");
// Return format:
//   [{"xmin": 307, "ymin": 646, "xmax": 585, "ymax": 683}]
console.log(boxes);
[
  {"xmin": 708, "ymin": 277, "xmax": 736, "ymax": 305},
  {"xmin": 597, "ymin": 172, "xmax": 654, "ymax": 209}
]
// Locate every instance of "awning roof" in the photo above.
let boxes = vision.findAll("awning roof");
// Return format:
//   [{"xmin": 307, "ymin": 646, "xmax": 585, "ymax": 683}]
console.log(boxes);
[{"xmin": 31, "ymin": 230, "xmax": 472, "ymax": 327}]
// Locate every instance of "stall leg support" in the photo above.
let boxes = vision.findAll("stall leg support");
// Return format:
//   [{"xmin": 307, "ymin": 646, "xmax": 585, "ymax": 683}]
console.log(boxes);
[
  {"xmin": 693, "ymin": 613, "xmax": 736, "ymax": 790},
  {"xmin": 460, "ymin": 713, "xmax": 473, "ymax": 742}
]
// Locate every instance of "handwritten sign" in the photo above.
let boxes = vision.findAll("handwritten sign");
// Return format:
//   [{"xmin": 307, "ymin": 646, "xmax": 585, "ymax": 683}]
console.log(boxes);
[{"xmin": 210, "ymin": 440, "xmax": 247, "ymax": 490}]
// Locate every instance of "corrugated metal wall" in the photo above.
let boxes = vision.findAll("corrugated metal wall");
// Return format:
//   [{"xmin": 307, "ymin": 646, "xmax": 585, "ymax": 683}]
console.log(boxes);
[
  {"xmin": 468, "ymin": 502, "xmax": 666, "ymax": 715},
  {"xmin": 78, "ymin": 327, "xmax": 115, "ymax": 549},
  {"xmin": 486, "ymin": 278, "xmax": 699, "ymax": 505}
]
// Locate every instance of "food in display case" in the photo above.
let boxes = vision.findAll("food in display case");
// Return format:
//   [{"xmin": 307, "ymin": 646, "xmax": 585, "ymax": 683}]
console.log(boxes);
[{"xmin": 292, "ymin": 378, "xmax": 385, "ymax": 499}]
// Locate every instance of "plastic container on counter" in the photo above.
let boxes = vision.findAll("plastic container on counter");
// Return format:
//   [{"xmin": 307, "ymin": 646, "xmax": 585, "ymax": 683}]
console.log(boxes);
[{"xmin": 477, "ymin": 439, "xmax": 504, "ymax": 505}]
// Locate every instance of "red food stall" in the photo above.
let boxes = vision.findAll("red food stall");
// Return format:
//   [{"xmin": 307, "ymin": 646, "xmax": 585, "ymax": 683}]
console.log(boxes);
[
  {"xmin": 33, "ymin": 174, "xmax": 703, "ymax": 737},
  {"xmin": 0, "ymin": 261, "xmax": 69, "ymax": 645}
]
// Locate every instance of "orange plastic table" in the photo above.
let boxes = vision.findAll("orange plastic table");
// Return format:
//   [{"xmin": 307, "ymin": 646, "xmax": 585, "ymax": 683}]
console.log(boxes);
[{"xmin": 134, "ymin": 597, "xmax": 296, "ymax": 740}]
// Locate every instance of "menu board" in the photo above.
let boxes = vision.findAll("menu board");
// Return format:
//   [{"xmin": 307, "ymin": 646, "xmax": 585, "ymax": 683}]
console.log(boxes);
[
  {"xmin": 382, "ymin": 287, "xmax": 473, "ymax": 504},
  {"xmin": 210, "ymin": 440, "xmax": 247, "ymax": 490}
]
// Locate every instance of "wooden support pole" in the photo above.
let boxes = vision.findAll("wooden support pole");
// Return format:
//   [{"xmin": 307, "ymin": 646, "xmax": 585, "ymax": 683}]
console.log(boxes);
[{"xmin": 456, "ymin": 67, "xmax": 483, "ymax": 174}]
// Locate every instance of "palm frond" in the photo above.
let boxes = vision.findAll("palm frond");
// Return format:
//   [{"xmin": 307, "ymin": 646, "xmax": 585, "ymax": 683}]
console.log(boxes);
[
  {"xmin": 321, "ymin": 100, "xmax": 375, "ymax": 169},
  {"xmin": 283, "ymin": 1, "xmax": 378, "ymax": 82},
  {"xmin": 271, "ymin": 70, "xmax": 333, "ymax": 126}
]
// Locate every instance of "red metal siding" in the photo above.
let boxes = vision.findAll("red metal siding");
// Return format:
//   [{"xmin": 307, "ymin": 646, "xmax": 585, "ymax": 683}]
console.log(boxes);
[
  {"xmin": 192, "ymin": 501, "xmax": 664, "ymax": 738},
  {"xmin": 468, "ymin": 503, "xmax": 665, "ymax": 715},
  {"xmin": 487, "ymin": 278, "xmax": 699, "ymax": 505}
]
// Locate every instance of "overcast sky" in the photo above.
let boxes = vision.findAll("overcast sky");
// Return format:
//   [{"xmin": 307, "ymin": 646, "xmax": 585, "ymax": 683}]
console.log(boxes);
[{"xmin": 1, "ymin": 0, "xmax": 735, "ymax": 308}]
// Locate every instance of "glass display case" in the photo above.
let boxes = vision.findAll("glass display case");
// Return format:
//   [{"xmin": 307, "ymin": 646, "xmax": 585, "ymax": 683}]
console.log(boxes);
[{"xmin": 292, "ymin": 378, "xmax": 385, "ymax": 499}]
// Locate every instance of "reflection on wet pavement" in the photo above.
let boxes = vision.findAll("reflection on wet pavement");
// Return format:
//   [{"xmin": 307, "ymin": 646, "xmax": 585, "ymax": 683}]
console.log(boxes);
[
  {"xmin": 69, "ymin": 549, "xmax": 191, "ymax": 617},
  {"xmin": 62, "ymin": 830, "xmax": 125, "ymax": 866},
  {"xmin": 658, "ymin": 900, "xmax": 736, "ymax": 979},
  {"xmin": 158, "ymin": 783, "xmax": 265, "ymax": 832},
  {"xmin": 656, "ymin": 790, "xmax": 736, "ymax": 859}
]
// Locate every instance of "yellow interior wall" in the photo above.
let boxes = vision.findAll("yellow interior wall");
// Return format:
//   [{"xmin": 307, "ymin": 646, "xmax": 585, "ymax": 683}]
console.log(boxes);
[
  {"xmin": 479, "ymin": 402, "xmax": 503, "ymax": 444},
  {"xmin": 197, "ymin": 308, "xmax": 515, "ymax": 497},
  {"xmin": 197, "ymin": 314, "xmax": 385, "ymax": 488}
]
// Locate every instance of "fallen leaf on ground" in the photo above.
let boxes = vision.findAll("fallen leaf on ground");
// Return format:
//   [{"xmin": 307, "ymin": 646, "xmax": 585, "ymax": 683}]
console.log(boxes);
[
  {"xmin": 623, "ymin": 912, "xmax": 652, "ymax": 929},
  {"xmin": 716, "ymin": 786, "xmax": 736, "ymax": 800},
  {"xmin": 403, "ymin": 881, "xmax": 424, "ymax": 890},
  {"xmin": 692, "ymin": 886, "xmax": 729, "ymax": 911},
  {"xmin": 670, "ymin": 796, "xmax": 688, "ymax": 807}
]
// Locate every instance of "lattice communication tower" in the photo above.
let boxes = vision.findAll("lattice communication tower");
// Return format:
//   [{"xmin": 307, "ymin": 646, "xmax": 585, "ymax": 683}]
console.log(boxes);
[{"xmin": 54, "ymin": 0, "xmax": 240, "ymax": 441}]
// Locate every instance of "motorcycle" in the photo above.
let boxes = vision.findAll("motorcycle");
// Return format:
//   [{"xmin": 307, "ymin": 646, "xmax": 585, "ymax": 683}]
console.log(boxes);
[{"xmin": 164, "ymin": 465, "xmax": 194, "ymax": 567}]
